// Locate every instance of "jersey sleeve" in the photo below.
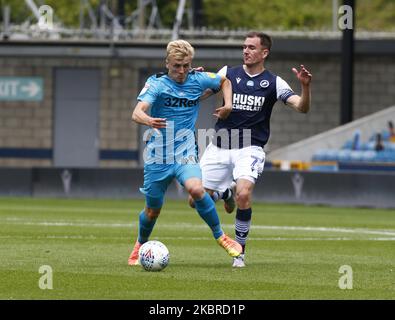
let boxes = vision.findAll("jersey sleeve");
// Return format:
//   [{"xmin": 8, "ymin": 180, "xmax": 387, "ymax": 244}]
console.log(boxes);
[
  {"xmin": 217, "ymin": 66, "xmax": 228, "ymax": 77},
  {"xmin": 208, "ymin": 66, "xmax": 228, "ymax": 94},
  {"xmin": 276, "ymin": 76, "xmax": 296, "ymax": 103},
  {"xmin": 137, "ymin": 76, "xmax": 160, "ymax": 106},
  {"xmin": 197, "ymin": 71, "xmax": 222, "ymax": 92}
]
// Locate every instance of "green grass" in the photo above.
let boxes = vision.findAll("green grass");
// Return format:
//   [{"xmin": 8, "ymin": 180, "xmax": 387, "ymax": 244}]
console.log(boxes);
[{"xmin": 0, "ymin": 197, "xmax": 394, "ymax": 300}]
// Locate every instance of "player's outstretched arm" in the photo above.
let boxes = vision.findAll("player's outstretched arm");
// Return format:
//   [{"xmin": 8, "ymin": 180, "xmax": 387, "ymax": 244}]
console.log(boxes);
[
  {"xmin": 132, "ymin": 101, "xmax": 166, "ymax": 128},
  {"xmin": 200, "ymin": 88, "xmax": 214, "ymax": 101},
  {"xmin": 213, "ymin": 77, "xmax": 233, "ymax": 119},
  {"xmin": 286, "ymin": 65, "xmax": 312, "ymax": 113}
]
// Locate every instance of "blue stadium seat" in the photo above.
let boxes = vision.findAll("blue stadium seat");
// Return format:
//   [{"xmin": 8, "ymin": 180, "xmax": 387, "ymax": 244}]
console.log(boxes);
[
  {"xmin": 311, "ymin": 129, "xmax": 395, "ymax": 168},
  {"xmin": 341, "ymin": 140, "xmax": 353, "ymax": 150},
  {"xmin": 385, "ymin": 150, "xmax": 395, "ymax": 162},
  {"xmin": 359, "ymin": 142, "xmax": 369, "ymax": 151},
  {"xmin": 368, "ymin": 133, "xmax": 377, "ymax": 142},
  {"xmin": 312, "ymin": 149, "xmax": 338, "ymax": 161},
  {"xmin": 312, "ymin": 149, "xmax": 327, "ymax": 161},
  {"xmin": 360, "ymin": 150, "xmax": 376, "ymax": 162},
  {"xmin": 381, "ymin": 130, "xmax": 390, "ymax": 141},
  {"xmin": 364, "ymin": 141, "xmax": 376, "ymax": 151},
  {"xmin": 373, "ymin": 150, "xmax": 395, "ymax": 162},
  {"xmin": 310, "ymin": 164, "xmax": 338, "ymax": 171},
  {"xmin": 383, "ymin": 141, "xmax": 395, "ymax": 150},
  {"xmin": 311, "ymin": 126, "xmax": 395, "ymax": 172},
  {"xmin": 337, "ymin": 149, "xmax": 351, "ymax": 161},
  {"xmin": 349, "ymin": 150, "xmax": 363, "ymax": 162},
  {"xmin": 324, "ymin": 149, "xmax": 339, "ymax": 161}
]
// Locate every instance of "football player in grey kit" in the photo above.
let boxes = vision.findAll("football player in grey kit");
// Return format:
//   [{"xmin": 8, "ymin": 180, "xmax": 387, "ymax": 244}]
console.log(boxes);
[{"xmin": 200, "ymin": 31, "xmax": 312, "ymax": 267}]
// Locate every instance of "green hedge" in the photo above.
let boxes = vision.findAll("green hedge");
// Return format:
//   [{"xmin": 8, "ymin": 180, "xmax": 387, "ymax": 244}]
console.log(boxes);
[{"xmin": 1, "ymin": 0, "xmax": 394, "ymax": 32}]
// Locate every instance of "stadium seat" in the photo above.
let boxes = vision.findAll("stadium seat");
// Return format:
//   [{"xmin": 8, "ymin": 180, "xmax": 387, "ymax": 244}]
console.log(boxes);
[
  {"xmin": 373, "ymin": 150, "xmax": 395, "ymax": 162},
  {"xmin": 312, "ymin": 149, "xmax": 328, "ymax": 161},
  {"xmin": 311, "ymin": 127, "xmax": 395, "ymax": 171},
  {"xmin": 309, "ymin": 162, "xmax": 338, "ymax": 171},
  {"xmin": 368, "ymin": 133, "xmax": 377, "ymax": 142},
  {"xmin": 342, "ymin": 140, "xmax": 354, "ymax": 150},
  {"xmin": 384, "ymin": 141, "xmax": 395, "ymax": 150},
  {"xmin": 348, "ymin": 151, "xmax": 360, "ymax": 161},
  {"xmin": 324, "ymin": 149, "xmax": 339, "ymax": 161},
  {"xmin": 337, "ymin": 149, "xmax": 352, "ymax": 161},
  {"xmin": 364, "ymin": 141, "xmax": 376, "ymax": 151},
  {"xmin": 381, "ymin": 130, "xmax": 390, "ymax": 141},
  {"xmin": 361, "ymin": 150, "xmax": 377, "ymax": 162}
]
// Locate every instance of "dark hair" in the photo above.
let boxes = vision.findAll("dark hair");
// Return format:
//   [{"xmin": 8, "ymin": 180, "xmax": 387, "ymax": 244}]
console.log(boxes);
[{"xmin": 246, "ymin": 31, "xmax": 272, "ymax": 50}]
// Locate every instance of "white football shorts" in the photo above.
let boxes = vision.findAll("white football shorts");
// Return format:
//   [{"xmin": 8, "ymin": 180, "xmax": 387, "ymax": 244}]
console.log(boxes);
[{"xmin": 200, "ymin": 143, "xmax": 265, "ymax": 192}]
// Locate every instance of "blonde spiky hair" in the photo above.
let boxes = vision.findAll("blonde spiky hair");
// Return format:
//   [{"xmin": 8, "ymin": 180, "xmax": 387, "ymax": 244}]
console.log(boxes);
[{"xmin": 166, "ymin": 39, "xmax": 195, "ymax": 62}]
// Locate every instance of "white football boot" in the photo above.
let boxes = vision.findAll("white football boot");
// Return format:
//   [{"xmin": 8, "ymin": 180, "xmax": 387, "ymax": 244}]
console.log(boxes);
[{"xmin": 232, "ymin": 254, "xmax": 245, "ymax": 268}]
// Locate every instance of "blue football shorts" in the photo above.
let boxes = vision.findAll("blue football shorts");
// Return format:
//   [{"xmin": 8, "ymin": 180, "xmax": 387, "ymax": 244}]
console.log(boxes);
[{"xmin": 139, "ymin": 163, "xmax": 202, "ymax": 209}]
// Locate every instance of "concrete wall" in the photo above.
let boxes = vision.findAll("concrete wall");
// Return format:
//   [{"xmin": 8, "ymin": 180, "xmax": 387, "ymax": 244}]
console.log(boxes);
[
  {"xmin": 0, "ymin": 57, "xmax": 154, "ymax": 168},
  {"xmin": 1, "ymin": 168, "xmax": 394, "ymax": 209},
  {"xmin": 0, "ymin": 39, "xmax": 394, "ymax": 167}
]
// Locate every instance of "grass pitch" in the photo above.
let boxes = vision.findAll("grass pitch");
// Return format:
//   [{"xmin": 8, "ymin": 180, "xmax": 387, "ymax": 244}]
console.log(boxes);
[{"xmin": 0, "ymin": 197, "xmax": 394, "ymax": 300}]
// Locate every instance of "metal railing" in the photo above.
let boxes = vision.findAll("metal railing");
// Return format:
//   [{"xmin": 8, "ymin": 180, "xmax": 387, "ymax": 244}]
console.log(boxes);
[{"xmin": 1, "ymin": 0, "xmax": 395, "ymax": 42}]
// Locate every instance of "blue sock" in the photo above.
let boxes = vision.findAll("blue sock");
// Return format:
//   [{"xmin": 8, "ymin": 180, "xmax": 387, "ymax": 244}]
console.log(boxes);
[
  {"xmin": 194, "ymin": 193, "xmax": 223, "ymax": 239},
  {"xmin": 137, "ymin": 209, "xmax": 157, "ymax": 244}
]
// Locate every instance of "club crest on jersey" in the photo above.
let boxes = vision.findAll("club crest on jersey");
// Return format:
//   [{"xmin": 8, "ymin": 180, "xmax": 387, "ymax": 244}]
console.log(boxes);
[
  {"xmin": 206, "ymin": 72, "xmax": 217, "ymax": 78},
  {"xmin": 246, "ymin": 80, "xmax": 254, "ymax": 87},
  {"xmin": 260, "ymin": 80, "xmax": 270, "ymax": 88}
]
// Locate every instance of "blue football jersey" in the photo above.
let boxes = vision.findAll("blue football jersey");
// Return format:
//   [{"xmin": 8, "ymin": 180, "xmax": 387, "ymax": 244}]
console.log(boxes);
[
  {"xmin": 138, "ymin": 71, "xmax": 222, "ymax": 165},
  {"xmin": 213, "ymin": 65, "xmax": 295, "ymax": 149}
]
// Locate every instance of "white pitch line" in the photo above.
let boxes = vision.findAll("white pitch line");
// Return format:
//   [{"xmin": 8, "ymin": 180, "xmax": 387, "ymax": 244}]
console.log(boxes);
[
  {"xmin": 251, "ymin": 225, "xmax": 395, "ymax": 236},
  {"xmin": 248, "ymin": 237, "xmax": 395, "ymax": 241},
  {"xmin": 0, "ymin": 204, "xmax": 188, "ymax": 214},
  {"xmin": 2, "ymin": 205, "xmax": 394, "ymax": 236},
  {"xmin": 0, "ymin": 205, "xmax": 132, "ymax": 214},
  {"xmin": 2, "ymin": 220, "xmax": 129, "ymax": 228},
  {"xmin": 0, "ymin": 235, "xmax": 394, "ymax": 241},
  {"xmin": 157, "ymin": 236, "xmax": 395, "ymax": 241},
  {"xmin": 1, "ymin": 217, "xmax": 395, "ymax": 237}
]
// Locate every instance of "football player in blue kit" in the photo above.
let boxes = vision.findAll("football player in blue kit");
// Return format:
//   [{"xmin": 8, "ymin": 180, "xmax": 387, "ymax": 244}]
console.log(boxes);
[
  {"xmin": 199, "ymin": 31, "xmax": 312, "ymax": 267},
  {"xmin": 128, "ymin": 39, "xmax": 243, "ymax": 266}
]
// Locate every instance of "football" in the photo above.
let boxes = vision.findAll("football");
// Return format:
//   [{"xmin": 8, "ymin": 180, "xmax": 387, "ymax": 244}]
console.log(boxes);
[{"xmin": 138, "ymin": 240, "xmax": 170, "ymax": 271}]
